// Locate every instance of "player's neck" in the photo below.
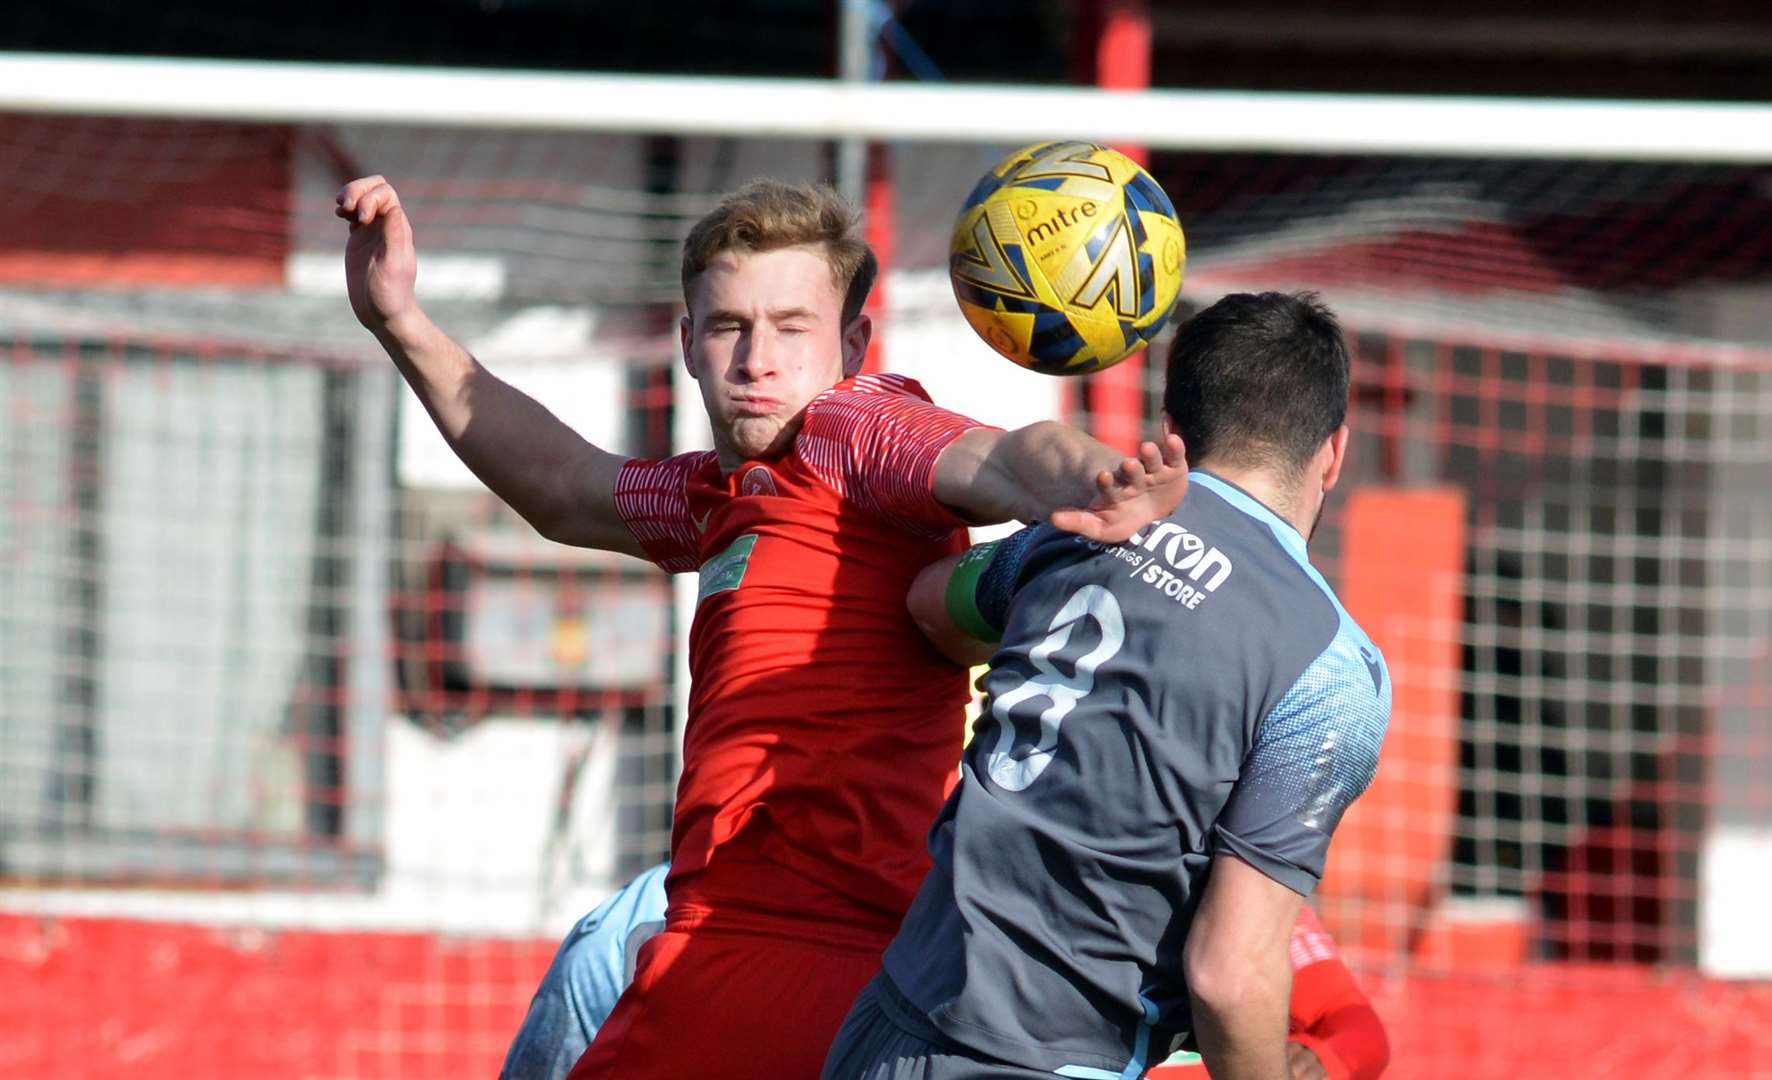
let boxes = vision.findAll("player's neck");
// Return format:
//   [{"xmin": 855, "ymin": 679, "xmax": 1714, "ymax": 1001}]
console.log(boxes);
[{"xmin": 1195, "ymin": 461, "xmax": 1314, "ymax": 542}]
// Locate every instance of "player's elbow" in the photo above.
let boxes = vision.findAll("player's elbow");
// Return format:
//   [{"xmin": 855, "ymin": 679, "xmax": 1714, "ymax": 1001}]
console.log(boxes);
[
  {"xmin": 529, "ymin": 507, "xmax": 584, "ymax": 547},
  {"xmin": 522, "ymin": 450, "xmax": 617, "ymax": 549},
  {"xmin": 1181, "ymin": 958, "xmax": 1240, "ymax": 1020},
  {"xmin": 907, "ymin": 562, "xmax": 995, "ymax": 668},
  {"xmin": 1184, "ymin": 932, "xmax": 1281, "ymax": 1019}
]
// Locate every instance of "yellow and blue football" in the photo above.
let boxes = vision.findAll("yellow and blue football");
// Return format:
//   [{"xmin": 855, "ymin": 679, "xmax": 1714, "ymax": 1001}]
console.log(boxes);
[{"xmin": 949, "ymin": 141, "xmax": 1186, "ymax": 375}]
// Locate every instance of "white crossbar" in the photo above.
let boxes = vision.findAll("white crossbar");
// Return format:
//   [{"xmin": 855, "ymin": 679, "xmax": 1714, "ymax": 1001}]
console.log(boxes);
[{"xmin": 2, "ymin": 52, "xmax": 1769, "ymax": 162}]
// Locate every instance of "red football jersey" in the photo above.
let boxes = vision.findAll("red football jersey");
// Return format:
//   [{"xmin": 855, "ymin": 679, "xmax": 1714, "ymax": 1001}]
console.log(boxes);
[{"xmin": 614, "ymin": 373, "xmax": 986, "ymax": 927}]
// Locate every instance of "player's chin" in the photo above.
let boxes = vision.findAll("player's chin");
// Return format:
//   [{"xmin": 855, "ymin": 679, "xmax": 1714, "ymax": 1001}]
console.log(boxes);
[{"xmin": 725, "ymin": 416, "xmax": 795, "ymax": 461}]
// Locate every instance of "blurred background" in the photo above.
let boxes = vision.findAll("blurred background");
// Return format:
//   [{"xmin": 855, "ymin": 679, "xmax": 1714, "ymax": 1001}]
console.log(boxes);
[{"xmin": 1, "ymin": 2, "xmax": 1769, "ymax": 1077}]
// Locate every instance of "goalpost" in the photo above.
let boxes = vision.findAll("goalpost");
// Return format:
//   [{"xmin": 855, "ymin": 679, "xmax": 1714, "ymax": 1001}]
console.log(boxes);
[{"xmin": 1, "ymin": 52, "xmax": 1769, "ymax": 1080}]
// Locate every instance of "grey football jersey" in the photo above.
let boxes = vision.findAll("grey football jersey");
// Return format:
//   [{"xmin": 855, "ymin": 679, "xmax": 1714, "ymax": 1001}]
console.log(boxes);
[{"xmin": 878, "ymin": 471, "xmax": 1391, "ymax": 1078}]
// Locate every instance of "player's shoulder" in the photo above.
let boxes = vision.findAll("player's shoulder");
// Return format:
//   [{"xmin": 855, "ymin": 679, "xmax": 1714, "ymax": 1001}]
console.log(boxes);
[
  {"xmin": 618, "ymin": 449, "xmax": 719, "ymax": 487},
  {"xmin": 1175, "ymin": 474, "xmax": 1392, "ymax": 738},
  {"xmin": 1254, "ymin": 631, "xmax": 1390, "ymax": 833},
  {"xmin": 613, "ymin": 451, "xmax": 720, "ymax": 528},
  {"xmin": 797, "ymin": 373, "xmax": 947, "ymax": 458},
  {"xmin": 1179, "ymin": 473, "xmax": 1320, "ymax": 586},
  {"xmin": 1186, "ymin": 472, "xmax": 1387, "ymax": 669},
  {"xmin": 1002, "ymin": 481, "xmax": 1325, "ymax": 631},
  {"xmin": 1113, "ymin": 475, "xmax": 1341, "ymax": 643},
  {"xmin": 1268, "ymin": 624, "xmax": 1392, "ymax": 763},
  {"xmin": 807, "ymin": 372, "xmax": 938, "ymax": 413}
]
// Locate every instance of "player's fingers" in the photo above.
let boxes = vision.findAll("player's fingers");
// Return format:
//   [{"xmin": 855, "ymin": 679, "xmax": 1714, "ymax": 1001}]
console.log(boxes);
[
  {"xmin": 341, "ymin": 180, "xmax": 403, "ymax": 226},
  {"xmin": 1049, "ymin": 507, "xmax": 1102, "ymax": 540},
  {"xmin": 334, "ymin": 175, "xmax": 387, "ymax": 214},
  {"xmin": 359, "ymin": 184, "xmax": 402, "ymax": 225},
  {"xmin": 1056, "ymin": 503, "xmax": 1155, "ymax": 543},
  {"xmin": 1137, "ymin": 440, "xmax": 1164, "ymax": 476},
  {"xmin": 337, "ymin": 189, "xmax": 382, "ymax": 225},
  {"xmin": 1160, "ymin": 431, "xmax": 1186, "ymax": 468}
]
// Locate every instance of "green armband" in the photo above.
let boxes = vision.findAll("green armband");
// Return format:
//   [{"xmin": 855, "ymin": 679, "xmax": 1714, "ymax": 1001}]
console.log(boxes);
[{"xmin": 944, "ymin": 541, "xmax": 1005, "ymax": 643}]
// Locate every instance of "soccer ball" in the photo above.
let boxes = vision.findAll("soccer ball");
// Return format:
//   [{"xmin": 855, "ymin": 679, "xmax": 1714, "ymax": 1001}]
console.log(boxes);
[{"xmin": 948, "ymin": 142, "xmax": 1185, "ymax": 375}]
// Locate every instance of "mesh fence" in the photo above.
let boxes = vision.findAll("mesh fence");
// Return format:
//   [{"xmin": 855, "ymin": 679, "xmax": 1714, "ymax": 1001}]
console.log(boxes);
[{"xmin": 1, "ymin": 112, "xmax": 1769, "ymax": 1078}]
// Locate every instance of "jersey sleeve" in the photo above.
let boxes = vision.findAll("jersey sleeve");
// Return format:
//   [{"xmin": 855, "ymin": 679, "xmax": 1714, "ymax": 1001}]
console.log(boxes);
[
  {"xmin": 1213, "ymin": 634, "xmax": 1391, "ymax": 896},
  {"xmin": 612, "ymin": 452, "xmax": 712, "ymax": 573},
  {"xmin": 797, "ymin": 373, "xmax": 995, "ymax": 536}
]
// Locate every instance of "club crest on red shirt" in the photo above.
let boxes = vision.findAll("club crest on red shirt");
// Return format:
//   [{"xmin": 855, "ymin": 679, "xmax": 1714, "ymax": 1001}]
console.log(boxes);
[{"xmin": 740, "ymin": 465, "xmax": 778, "ymax": 497}]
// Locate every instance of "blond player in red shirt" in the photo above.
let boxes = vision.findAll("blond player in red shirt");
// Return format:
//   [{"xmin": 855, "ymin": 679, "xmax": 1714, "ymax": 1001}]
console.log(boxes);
[{"xmin": 338, "ymin": 175, "xmax": 1187, "ymax": 1079}]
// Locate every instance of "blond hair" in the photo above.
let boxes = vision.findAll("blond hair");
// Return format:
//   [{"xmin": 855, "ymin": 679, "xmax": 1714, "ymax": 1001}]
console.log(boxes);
[{"xmin": 681, "ymin": 179, "xmax": 878, "ymax": 325}]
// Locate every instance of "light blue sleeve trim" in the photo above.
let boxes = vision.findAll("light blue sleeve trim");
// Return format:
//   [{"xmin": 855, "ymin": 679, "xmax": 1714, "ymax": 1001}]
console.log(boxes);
[
  {"xmin": 1051, "ymin": 994, "xmax": 1159, "ymax": 1079},
  {"xmin": 1117, "ymin": 994, "xmax": 1161, "ymax": 1080}
]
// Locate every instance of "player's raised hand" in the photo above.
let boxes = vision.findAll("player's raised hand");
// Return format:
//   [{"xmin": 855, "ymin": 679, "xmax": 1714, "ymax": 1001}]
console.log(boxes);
[
  {"xmin": 337, "ymin": 175, "xmax": 419, "ymax": 335},
  {"xmin": 1049, "ymin": 432, "xmax": 1187, "ymax": 543}
]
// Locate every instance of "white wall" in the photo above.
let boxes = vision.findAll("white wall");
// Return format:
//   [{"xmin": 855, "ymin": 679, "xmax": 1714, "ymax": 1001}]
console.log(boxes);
[{"xmin": 0, "ymin": 715, "xmax": 625, "ymax": 936}]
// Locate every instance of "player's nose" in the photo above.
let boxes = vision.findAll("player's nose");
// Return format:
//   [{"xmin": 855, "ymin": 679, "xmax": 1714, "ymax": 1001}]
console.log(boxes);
[{"xmin": 734, "ymin": 329, "xmax": 779, "ymax": 380}]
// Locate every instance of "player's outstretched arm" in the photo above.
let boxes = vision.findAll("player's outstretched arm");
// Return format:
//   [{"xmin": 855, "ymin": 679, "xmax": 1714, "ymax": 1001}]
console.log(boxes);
[
  {"xmin": 933, "ymin": 425, "xmax": 1186, "ymax": 543},
  {"xmin": 1184, "ymin": 854, "xmax": 1301, "ymax": 1080},
  {"xmin": 337, "ymin": 176, "xmax": 641, "ymax": 556}
]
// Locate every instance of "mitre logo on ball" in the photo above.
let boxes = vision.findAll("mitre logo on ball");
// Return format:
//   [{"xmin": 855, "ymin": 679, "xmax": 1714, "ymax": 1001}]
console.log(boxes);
[{"xmin": 949, "ymin": 141, "xmax": 1186, "ymax": 376}]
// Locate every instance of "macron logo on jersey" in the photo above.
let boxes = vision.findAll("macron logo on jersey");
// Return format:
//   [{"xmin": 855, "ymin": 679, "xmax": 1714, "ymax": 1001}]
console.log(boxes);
[
  {"xmin": 1081, "ymin": 520, "xmax": 1235, "ymax": 611},
  {"xmin": 1127, "ymin": 520, "xmax": 1234, "ymax": 606}
]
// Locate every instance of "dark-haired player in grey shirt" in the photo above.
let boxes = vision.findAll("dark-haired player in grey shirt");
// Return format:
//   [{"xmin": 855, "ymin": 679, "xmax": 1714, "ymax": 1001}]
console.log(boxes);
[{"xmin": 823, "ymin": 292, "xmax": 1392, "ymax": 1080}]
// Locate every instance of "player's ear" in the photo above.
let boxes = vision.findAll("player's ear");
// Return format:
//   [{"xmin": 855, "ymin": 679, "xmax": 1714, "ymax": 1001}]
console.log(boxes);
[
  {"xmin": 841, "ymin": 313, "xmax": 872, "ymax": 378},
  {"xmin": 1320, "ymin": 424, "xmax": 1351, "ymax": 493},
  {"xmin": 679, "ymin": 313, "xmax": 698, "ymax": 379}
]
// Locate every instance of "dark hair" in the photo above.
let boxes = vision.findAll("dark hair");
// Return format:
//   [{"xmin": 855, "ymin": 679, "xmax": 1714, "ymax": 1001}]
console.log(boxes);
[
  {"xmin": 1161, "ymin": 291, "xmax": 1350, "ymax": 478},
  {"xmin": 681, "ymin": 178, "xmax": 878, "ymax": 326}
]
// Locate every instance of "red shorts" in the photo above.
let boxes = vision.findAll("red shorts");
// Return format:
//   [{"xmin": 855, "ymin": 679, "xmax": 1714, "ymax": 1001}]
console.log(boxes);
[{"xmin": 565, "ymin": 828, "xmax": 900, "ymax": 1079}]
